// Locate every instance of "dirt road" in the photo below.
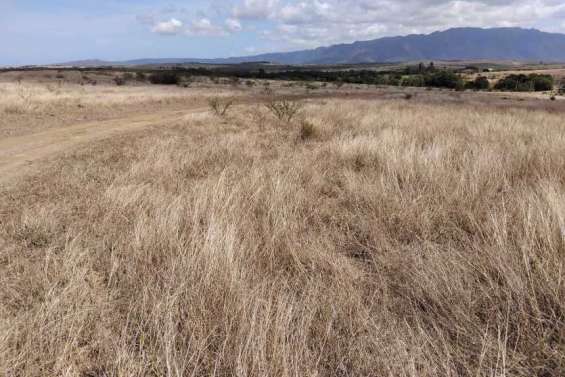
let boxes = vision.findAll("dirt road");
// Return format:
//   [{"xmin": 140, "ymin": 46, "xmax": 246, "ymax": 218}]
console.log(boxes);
[
  {"xmin": 2, "ymin": 89, "xmax": 562, "ymax": 188},
  {"xmin": 0, "ymin": 107, "xmax": 206, "ymax": 187}
]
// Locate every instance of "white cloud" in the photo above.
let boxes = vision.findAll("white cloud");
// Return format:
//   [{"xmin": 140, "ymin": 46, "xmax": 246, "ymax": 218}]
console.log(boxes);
[
  {"xmin": 233, "ymin": 0, "xmax": 279, "ymax": 20},
  {"xmin": 142, "ymin": 1, "xmax": 565, "ymax": 49},
  {"xmin": 151, "ymin": 18, "xmax": 183, "ymax": 35},
  {"xmin": 252, "ymin": 0, "xmax": 565, "ymax": 48},
  {"xmin": 187, "ymin": 18, "xmax": 228, "ymax": 36},
  {"xmin": 226, "ymin": 18, "xmax": 243, "ymax": 32}
]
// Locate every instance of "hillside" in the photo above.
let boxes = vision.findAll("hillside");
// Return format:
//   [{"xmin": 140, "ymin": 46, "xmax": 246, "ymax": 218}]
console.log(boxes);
[
  {"xmin": 56, "ymin": 27, "xmax": 565, "ymax": 67},
  {"xmin": 250, "ymin": 27, "xmax": 565, "ymax": 64}
]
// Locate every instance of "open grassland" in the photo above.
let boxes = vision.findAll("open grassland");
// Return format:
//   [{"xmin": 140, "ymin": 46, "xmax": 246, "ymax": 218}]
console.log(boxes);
[
  {"xmin": 0, "ymin": 82, "xmax": 242, "ymax": 137},
  {"xmin": 1, "ymin": 85, "xmax": 565, "ymax": 376}
]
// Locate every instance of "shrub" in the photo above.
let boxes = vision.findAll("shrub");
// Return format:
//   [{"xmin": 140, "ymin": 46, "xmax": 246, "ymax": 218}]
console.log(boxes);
[
  {"xmin": 265, "ymin": 99, "xmax": 303, "ymax": 123},
  {"xmin": 135, "ymin": 72, "xmax": 147, "ymax": 81},
  {"xmin": 424, "ymin": 71, "xmax": 464, "ymax": 89},
  {"xmin": 113, "ymin": 76, "xmax": 126, "ymax": 86},
  {"xmin": 469, "ymin": 76, "xmax": 490, "ymax": 90},
  {"xmin": 299, "ymin": 120, "xmax": 316, "ymax": 140},
  {"xmin": 495, "ymin": 74, "xmax": 532, "ymax": 91},
  {"xmin": 495, "ymin": 74, "xmax": 554, "ymax": 92},
  {"xmin": 400, "ymin": 75, "xmax": 425, "ymax": 87},
  {"xmin": 208, "ymin": 97, "xmax": 234, "ymax": 117},
  {"xmin": 149, "ymin": 72, "xmax": 181, "ymax": 85},
  {"xmin": 531, "ymin": 74, "xmax": 554, "ymax": 91}
]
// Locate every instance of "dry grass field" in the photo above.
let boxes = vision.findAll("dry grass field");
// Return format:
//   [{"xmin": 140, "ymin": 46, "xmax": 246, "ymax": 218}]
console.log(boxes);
[
  {"xmin": 0, "ymin": 81, "xmax": 242, "ymax": 138},
  {"xmin": 1, "ymin": 77, "xmax": 564, "ymax": 376}
]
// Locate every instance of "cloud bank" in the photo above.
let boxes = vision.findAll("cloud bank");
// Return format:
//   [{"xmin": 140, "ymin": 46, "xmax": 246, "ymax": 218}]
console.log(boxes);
[{"xmin": 143, "ymin": 0, "xmax": 565, "ymax": 51}]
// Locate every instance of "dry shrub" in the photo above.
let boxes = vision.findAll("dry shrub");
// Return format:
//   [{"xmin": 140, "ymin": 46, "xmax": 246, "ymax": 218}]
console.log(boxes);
[
  {"xmin": 299, "ymin": 120, "xmax": 316, "ymax": 141},
  {"xmin": 265, "ymin": 98, "xmax": 303, "ymax": 122},
  {"xmin": 208, "ymin": 96, "xmax": 234, "ymax": 117},
  {"xmin": 0, "ymin": 82, "xmax": 245, "ymax": 138},
  {"xmin": 1, "ymin": 99, "xmax": 565, "ymax": 377}
]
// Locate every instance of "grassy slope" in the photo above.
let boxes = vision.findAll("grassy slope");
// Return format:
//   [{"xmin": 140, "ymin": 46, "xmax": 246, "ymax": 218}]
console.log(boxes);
[{"xmin": 1, "ymin": 98, "xmax": 564, "ymax": 376}]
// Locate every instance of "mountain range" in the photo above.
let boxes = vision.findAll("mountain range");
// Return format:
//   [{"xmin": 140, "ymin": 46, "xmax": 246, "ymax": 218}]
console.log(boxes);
[{"xmin": 59, "ymin": 27, "xmax": 565, "ymax": 66}]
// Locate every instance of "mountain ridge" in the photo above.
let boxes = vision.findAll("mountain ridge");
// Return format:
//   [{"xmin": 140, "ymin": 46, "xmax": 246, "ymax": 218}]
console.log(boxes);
[{"xmin": 56, "ymin": 27, "xmax": 565, "ymax": 66}]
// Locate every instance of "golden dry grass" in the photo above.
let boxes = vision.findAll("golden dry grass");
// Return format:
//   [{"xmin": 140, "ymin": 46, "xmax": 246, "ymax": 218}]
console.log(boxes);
[
  {"xmin": 1, "ymin": 96, "xmax": 565, "ymax": 376},
  {"xmin": 0, "ymin": 82, "xmax": 241, "ymax": 137}
]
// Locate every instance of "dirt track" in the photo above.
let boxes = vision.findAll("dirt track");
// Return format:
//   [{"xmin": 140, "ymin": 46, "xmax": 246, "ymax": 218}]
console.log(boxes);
[
  {"xmin": 2, "ymin": 88, "xmax": 563, "ymax": 188},
  {"xmin": 0, "ymin": 107, "xmax": 206, "ymax": 187}
]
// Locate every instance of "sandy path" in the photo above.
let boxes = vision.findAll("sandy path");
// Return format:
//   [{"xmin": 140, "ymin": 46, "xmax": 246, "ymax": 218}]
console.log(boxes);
[{"xmin": 0, "ymin": 107, "xmax": 206, "ymax": 187}]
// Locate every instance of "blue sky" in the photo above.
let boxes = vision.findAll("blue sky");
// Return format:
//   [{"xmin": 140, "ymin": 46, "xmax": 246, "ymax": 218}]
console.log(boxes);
[{"xmin": 2, "ymin": 0, "xmax": 565, "ymax": 65}]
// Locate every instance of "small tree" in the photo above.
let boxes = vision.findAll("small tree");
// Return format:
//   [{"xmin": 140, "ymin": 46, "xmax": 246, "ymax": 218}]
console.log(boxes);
[
  {"xmin": 265, "ymin": 99, "xmax": 303, "ymax": 123},
  {"xmin": 531, "ymin": 74, "xmax": 554, "ymax": 91},
  {"xmin": 468, "ymin": 76, "xmax": 490, "ymax": 90},
  {"xmin": 208, "ymin": 97, "xmax": 234, "ymax": 117},
  {"xmin": 494, "ymin": 74, "xmax": 553, "ymax": 92},
  {"xmin": 424, "ymin": 70, "xmax": 464, "ymax": 89}
]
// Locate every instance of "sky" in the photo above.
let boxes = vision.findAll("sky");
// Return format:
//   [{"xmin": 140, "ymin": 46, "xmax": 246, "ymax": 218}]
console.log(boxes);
[{"xmin": 1, "ymin": 0, "xmax": 565, "ymax": 65}]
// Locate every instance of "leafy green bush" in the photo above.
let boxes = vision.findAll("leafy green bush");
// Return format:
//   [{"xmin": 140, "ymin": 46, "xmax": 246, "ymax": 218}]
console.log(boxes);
[
  {"xmin": 424, "ymin": 71, "xmax": 464, "ymax": 89},
  {"xmin": 400, "ymin": 75, "xmax": 425, "ymax": 87},
  {"xmin": 531, "ymin": 74, "xmax": 554, "ymax": 91},
  {"xmin": 495, "ymin": 75, "xmax": 532, "ymax": 91},
  {"xmin": 467, "ymin": 76, "xmax": 490, "ymax": 90},
  {"xmin": 495, "ymin": 74, "xmax": 554, "ymax": 92}
]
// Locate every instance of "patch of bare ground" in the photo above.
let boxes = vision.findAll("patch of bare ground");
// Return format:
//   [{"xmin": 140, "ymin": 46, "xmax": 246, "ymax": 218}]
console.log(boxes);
[{"xmin": 1, "ymin": 96, "xmax": 565, "ymax": 376}]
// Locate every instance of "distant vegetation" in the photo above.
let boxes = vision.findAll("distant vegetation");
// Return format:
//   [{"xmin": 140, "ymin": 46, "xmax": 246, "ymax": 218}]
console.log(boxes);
[
  {"xmin": 494, "ymin": 74, "xmax": 554, "ymax": 92},
  {"xmin": 148, "ymin": 71, "xmax": 181, "ymax": 85},
  {"xmin": 135, "ymin": 64, "xmax": 473, "ymax": 90},
  {"xmin": 3, "ymin": 63, "xmax": 558, "ymax": 93}
]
